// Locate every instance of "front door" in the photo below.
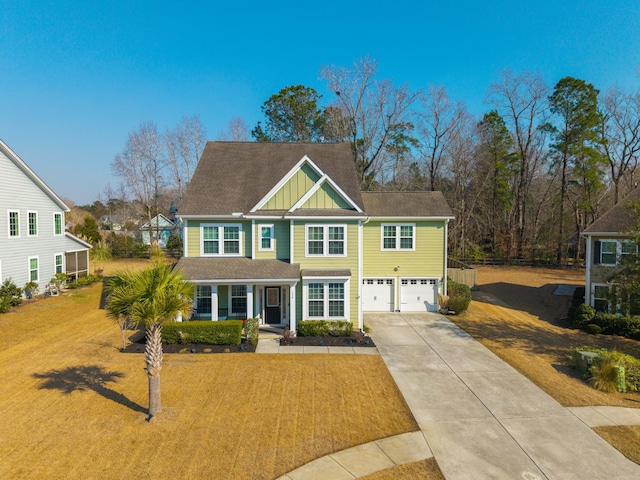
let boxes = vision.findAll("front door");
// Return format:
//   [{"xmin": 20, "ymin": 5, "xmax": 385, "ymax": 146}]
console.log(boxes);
[{"xmin": 265, "ymin": 287, "xmax": 281, "ymax": 324}]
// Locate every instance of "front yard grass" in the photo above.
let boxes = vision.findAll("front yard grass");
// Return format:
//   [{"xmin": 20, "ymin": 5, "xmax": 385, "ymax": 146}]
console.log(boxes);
[{"xmin": 0, "ymin": 260, "xmax": 418, "ymax": 479}]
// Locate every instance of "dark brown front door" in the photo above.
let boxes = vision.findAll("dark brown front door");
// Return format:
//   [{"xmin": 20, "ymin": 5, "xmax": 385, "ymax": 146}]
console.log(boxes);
[{"xmin": 265, "ymin": 287, "xmax": 281, "ymax": 324}]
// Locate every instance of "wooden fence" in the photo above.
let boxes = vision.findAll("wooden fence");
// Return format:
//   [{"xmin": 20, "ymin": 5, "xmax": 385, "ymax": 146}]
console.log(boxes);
[{"xmin": 447, "ymin": 258, "xmax": 477, "ymax": 290}]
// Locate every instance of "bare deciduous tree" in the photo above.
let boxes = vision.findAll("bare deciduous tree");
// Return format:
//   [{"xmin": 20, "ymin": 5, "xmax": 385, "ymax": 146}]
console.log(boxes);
[
  {"xmin": 487, "ymin": 70, "xmax": 549, "ymax": 257},
  {"xmin": 601, "ymin": 86, "xmax": 640, "ymax": 204},
  {"xmin": 217, "ymin": 117, "xmax": 250, "ymax": 142},
  {"xmin": 165, "ymin": 115, "xmax": 207, "ymax": 201},
  {"xmin": 320, "ymin": 56, "xmax": 420, "ymax": 189}
]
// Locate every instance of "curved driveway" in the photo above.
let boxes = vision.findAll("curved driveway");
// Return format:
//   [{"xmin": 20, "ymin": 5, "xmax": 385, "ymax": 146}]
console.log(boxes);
[{"xmin": 366, "ymin": 312, "xmax": 640, "ymax": 480}]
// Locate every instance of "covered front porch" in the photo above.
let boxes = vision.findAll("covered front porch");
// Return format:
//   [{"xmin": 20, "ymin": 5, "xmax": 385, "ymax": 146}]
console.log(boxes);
[{"xmin": 175, "ymin": 257, "xmax": 301, "ymax": 330}]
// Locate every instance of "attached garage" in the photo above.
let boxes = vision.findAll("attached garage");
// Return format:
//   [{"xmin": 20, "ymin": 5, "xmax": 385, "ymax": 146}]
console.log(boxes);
[
  {"xmin": 362, "ymin": 278, "xmax": 394, "ymax": 312},
  {"xmin": 400, "ymin": 278, "xmax": 438, "ymax": 312}
]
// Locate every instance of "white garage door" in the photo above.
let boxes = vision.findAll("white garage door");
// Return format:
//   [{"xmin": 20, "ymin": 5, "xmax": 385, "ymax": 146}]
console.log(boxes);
[
  {"xmin": 362, "ymin": 278, "xmax": 394, "ymax": 312},
  {"xmin": 400, "ymin": 279, "xmax": 438, "ymax": 312}
]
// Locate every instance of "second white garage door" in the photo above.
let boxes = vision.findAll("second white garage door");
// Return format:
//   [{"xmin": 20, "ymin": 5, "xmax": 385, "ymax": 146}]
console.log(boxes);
[
  {"xmin": 400, "ymin": 278, "xmax": 438, "ymax": 312},
  {"xmin": 362, "ymin": 279, "xmax": 394, "ymax": 312}
]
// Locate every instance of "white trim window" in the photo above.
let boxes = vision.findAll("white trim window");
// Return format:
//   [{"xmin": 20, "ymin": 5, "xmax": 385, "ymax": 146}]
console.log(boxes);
[
  {"xmin": 231, "ymin": 285, "xmax": 247, "ymax": 317},
  {"xmin": 28, "ymin": 211, "xmax": 38, "ymax": 237},
  {"xmin": 8, "ymin": 210, "xmax": 20, "ymax": 238},
  {"xmin": 54, "ymin": 253, "xmax": 64, "ymax": 274},
  {"xmin": 306, "ymin": 225, "xmax": 346, "ymax": 257},
  {"xmin": 382, "ymin": 224, "xmax": 415, "ymax": 250},
  {"xmin": 53, "ymin": 212, "xmax": 63, "ymax": 236},
  {"xmin": 28, "ymin": 256, "xmax": 39, "ymax": 282},
  {"xmin": 201, "ymin": 224, "xmax": 242, "ymax": 256},
  {"xmin": 303, "ymin": 279, "xmax": 349, "ymax": 319},
  {"xmin": 259, "ymin": 224, "xmax": 274, "ymax": 251},
  {"xmin": 621, "ymin": 241, "xmax": 637, "ymax": 259},
  {"xmin": 593, "ymin": 284, "xmax": 609, "ymax": 312}
]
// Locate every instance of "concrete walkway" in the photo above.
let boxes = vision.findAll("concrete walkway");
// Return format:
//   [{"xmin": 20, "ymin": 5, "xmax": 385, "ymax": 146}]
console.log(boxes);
[{"xmin": 367, "ymin": 312, "xmax": 640, "ymax": 479}]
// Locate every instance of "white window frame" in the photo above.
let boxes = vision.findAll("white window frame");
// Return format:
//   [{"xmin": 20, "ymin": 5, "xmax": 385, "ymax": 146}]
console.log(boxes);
[
  {"xmin": 230, "ymin": 285, "xmax": 248, "ymax": 316},
  {"xmin": 305, "ymin": 224, "xmax": 347, "ymax": 257},
  {"xmin": 620, "ymin": 240, "xmax": 637, "ymax": 260},
  {"xmin": 200, "ymin": 224, "xmax": 243, "ymax": 256},
  {"xmin": 27, "ymin": 211, "xmax": 38, "ymax": 237},
  {"xmin": 8, "ymin": 210, "xmax": 20, "ymax": 238},
  {"xmin": 28, "ymin": 256, "xmax": 39, "ymax": 283},
  {"xmin": 258, "ymin": 224, "xmax": 274, "ymax": 251},
  {"xmin": 599, "ymin": 240, "xmax": 617, "ymax": 265},
  {"xmin": 592, "ymin": 283, "xmax": 610, "ymax": 312},
  {"xmin": 381, "ymin": 223, "xmax": 415, "ymax": 251},
  {"xmin": 53, "ymin": 212, "xmax": 63, "ymax": 236},
  {"xmin": 54, "ymin": 253, "xmax": 64, "ymax": 275},
  {"xmin": 302, "ymin": 278, "xmax": 350, "ymax": 320}
]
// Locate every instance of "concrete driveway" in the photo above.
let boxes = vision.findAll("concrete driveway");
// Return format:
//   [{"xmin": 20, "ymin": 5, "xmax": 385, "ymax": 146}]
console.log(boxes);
[{"xmin": 366, "ymin": 312, "xmax": 640, "ymax": 480}]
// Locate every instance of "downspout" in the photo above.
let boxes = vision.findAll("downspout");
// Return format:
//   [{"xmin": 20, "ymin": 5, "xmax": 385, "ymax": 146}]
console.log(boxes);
[
  {"xmin": 358, "ymin": 216, "xmax": 371, "ymax": 330},
  {"xmin": 443, "ymin": 219, "xmax": 449, "ymax": 302}
]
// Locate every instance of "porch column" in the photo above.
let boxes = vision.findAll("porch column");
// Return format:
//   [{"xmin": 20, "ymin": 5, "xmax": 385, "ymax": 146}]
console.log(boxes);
[
  {"xmin": 211, "ymin": 285, "xmax": 218, "ymax": 321},
  {"xmin": 246, "ymin": 284, "xmax": 253, "ymax": 318},
  {"xmin": 289, "ymin": 282, "xmax": 297, "ymax": 332}
]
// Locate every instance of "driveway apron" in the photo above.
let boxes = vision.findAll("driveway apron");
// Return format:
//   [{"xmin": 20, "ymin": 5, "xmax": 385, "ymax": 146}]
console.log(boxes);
[{"xmin": 366, "ymin": 312, "xmax": 640, "ymax": 480}]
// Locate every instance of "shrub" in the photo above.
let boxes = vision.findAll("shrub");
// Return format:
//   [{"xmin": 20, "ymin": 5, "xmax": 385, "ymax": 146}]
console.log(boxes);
[
  {"xmin": 298, "ymin": 320, "xmax": 329, "ymax": 336},
  {"xmin": 590, "ymin": 357, "xmax": 621, "ymax": 393},
  {"xmin": 584, "ymin": 323, "xmax": 602, "ymax": 335},
  {"xmin": 162, "ymin": 321, "xmax": 243, "ymax": 345},
  {"xmin": 589, "ymin": 313, "xmax": 640, "ymax": 338},
  {"xmin": 328, "ymin": 320, "xmax": 353, "ymax": 336},
  {"xmin": 447, "ymin": 280, "xmax": 471, "ymax": 314},
  {"xmin": 24, "ymin": 281, "xmax": 39, "ymax": 298},
  {"xmin": 245, "ymin": 317, "xmax": 259, "ymax": 345},
  {"xmin": 571, "ymin": 303, "xmax": 595, "ymax": 328},
  {"xmin": 0, "ymin": 279, "xmax": 23, "ymax": 312},
  {"xmin": 571, "ymin": 347, "xmax": 640, "ymax": 392}
]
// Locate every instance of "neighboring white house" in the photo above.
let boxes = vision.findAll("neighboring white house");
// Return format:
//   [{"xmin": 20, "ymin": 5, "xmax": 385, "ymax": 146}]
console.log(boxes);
[{"xmin": 0, "ymin": 140, "xmax": 91, "ymax": 292}]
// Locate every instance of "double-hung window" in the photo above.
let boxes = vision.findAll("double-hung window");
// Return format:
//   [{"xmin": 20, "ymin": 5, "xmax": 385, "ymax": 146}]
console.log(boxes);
[
  {"xmin": 382, "ymin": 224, "xmax": 415, "ymax": 250},
  {"xmin": 600, "ymin": 240, "xmax": 617, "ymax": 265},
  {"xmin": 306, "ymin": 225, "xmax": 346, "ymax": 256},
  {"xmin": 55, "ymin": 254, "xmax": 64, "ymax": 274},
  {"xmin": 53, "ymin": 212, "xmax": 63, "ymax": 236},
  {"xmin": 621, "ymin": 241, "xmax": 637, "ymax": 260},
  {"xmin": 593, "ymin": 285, "xmax": 609, "ymax": 312},
  {"xmin": 201, "ymin": 224, "xmax": 242, "ymax": 256},
  {"xmin": 8, "ymin": 210, "xmax": 19, "ymax": 238},
  {"xmin": 28, "ymin": 212, "xmax": 37, "ymax": 236},
  {"xmin": 305, "ymin": 281, "xmax": 348, "ymax": 319},
  {"xmin": 231, "ymin": 285, "xmax": 247, "ymax": 317},
  {"xmin": 28, "ymin": 257, "xmax": 39, "ymax": 282},
  {"xmin": 259, "ymin": 225, "xmax": 274, "ymax": 251}
]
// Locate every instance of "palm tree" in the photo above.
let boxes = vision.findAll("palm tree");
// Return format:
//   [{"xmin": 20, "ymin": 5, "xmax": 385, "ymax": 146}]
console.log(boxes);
[{"xmin": 106, "ymin": 263, "xmax": 193, "ymax": 418}]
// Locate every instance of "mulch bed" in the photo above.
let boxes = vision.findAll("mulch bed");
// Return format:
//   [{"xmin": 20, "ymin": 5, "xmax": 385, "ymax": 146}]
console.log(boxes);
[
  {"xmin": 280, "ymin": 334, "xmax": 376, "ymax": 347},
  {"xmin": 122, "ymin": 338, "xmax": 257, "ymax": 354}
]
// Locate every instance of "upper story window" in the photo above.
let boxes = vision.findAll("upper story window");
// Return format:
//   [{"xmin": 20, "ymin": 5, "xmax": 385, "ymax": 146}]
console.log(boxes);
[
  {"xmin": 621, "ymin": 241, "xmax": 637, "ymax": 258},
  {"xmin": 201, "ymin": 224, "xmax": 242, "ymax": 256},
  {"xmin": 28, "ymin": 212, "xmax": 38, "ymax": 236},
  {"xmin": 259, "ymin": 224, "xmax": 274, "ymax": 251},
  {"xmin": 595, "ymin": 239, "xmax": 637, "ymax": 266},
  {"xmin": 382, "ymin": 224, "xmax": 415, "ymax": 250},
  {"xmin": 54, "ymin": 212, "xmax": 63, "ymax": 236},
  {"xmin": 306, "ymin": 225, "xmax": 346, "ymax": 257},
  {"xmin": 8, "ymin": 210, "xmax": 19, "ymax": 238}
]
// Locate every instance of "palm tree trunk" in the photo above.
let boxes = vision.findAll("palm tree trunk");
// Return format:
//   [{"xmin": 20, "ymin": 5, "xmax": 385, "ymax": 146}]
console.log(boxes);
[{"xmin": 145, "ymin": 323, "xmax": 163, "ymax": 416}]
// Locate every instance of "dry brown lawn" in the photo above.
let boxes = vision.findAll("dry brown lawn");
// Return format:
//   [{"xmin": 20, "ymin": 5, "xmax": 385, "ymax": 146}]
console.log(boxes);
[
  {"xmin": 0, "ymin": 259, "xmax": 418, "ymax": 480},
  {"xmin": 450, "ymin": 265, "xmax": 640, "ymax": 464}
]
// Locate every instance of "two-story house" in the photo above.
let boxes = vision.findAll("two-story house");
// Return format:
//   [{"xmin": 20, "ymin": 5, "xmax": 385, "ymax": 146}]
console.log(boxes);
[
  {"xmin": 582, "ymin": 187, "xmax": 640, "ymax": 311},
  {"xmin": 175, "ymin": 142, "xmax": 453, "ymax": 331},
  {"xmin": 0, "ymin": 140, "xmax": 91, "ymax": 291}
]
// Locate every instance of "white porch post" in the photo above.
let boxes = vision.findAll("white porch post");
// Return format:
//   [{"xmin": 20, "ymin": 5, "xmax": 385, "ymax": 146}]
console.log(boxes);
[
  {"xmin": 211, "ymin": 285, "xmax": 218, "ymax": 321},
  {"xmin": 246, "ymin": 284, "xmax": 253, "ymax": 318},
  {"xmin": 289, "ymin": 282, "xmax": 297, "ymax": 331}
]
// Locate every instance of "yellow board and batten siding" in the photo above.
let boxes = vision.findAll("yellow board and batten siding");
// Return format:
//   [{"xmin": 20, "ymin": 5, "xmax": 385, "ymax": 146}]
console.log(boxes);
[
  {"xmin": 262, "ymin": 163, "xmax": 320, "ymax": 210},
  {"xmin": 292, "ymin": 220, "xmax": 360, "ymax": 326},
  {"xmin": 186, "ymin": 220, "xmax": 252, "ymax": 258}
]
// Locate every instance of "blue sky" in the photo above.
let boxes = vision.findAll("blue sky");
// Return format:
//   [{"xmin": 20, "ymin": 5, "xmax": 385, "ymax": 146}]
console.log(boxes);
[{"xmin": 2, "ymin": 0, "xmax": 639, "ymax": 204}]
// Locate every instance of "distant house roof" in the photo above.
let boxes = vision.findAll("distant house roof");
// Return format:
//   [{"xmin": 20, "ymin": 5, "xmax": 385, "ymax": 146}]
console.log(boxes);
[
  {"xmin": 179, "ymin": 142, "xmax": 363, "ymax": 216},
  {"xmin": 583, "ymin": 188, "xmax": 640, "ymax": 235},
  {"xmin": 0, "ymin": 139, "xmax": 70, "ymax": 212},
  {"xmin": 175, "ymin": 257, "xmax": 300, "ymax": 281},
  {"xmin": 361, "ymin": 191, "xmax": 454, "ymax": 218},
  {"xmin": 140, "ymin": 214, "xmax": 176, "ymax": 229}
]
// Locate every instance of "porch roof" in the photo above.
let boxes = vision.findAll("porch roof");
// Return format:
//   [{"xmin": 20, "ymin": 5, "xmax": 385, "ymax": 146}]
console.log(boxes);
[{"xmin": 175, "ymin": 257, "xmax": 300, "ymax": 282}]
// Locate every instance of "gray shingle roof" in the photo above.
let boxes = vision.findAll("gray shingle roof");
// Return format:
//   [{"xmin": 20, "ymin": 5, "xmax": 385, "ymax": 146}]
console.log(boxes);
[
  {"xmin": 361, "ymin": 191, "xmax": 454, "ymax": 217},
  {"xmin": 175, "ymin": 257, "xmax": 300, "ymax": 281},
  {"xmin": 179, "ymin": 142, "xmax": 363, "ymax": 216},
  {"xmin": 583, "ymin": 188, "xmax": 640, "ymax": 234},
  {"xmin": 300, "ymin": 269, "xmax": 351, "ymax": 277}
]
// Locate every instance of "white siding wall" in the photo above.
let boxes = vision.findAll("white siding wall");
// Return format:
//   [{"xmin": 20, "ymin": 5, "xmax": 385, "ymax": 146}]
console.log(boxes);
[{"xmin": 0, "ymin": 148, "xmax": 84, "ymax": 289}]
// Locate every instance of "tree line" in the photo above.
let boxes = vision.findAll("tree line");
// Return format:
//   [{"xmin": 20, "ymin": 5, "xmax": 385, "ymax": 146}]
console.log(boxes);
[{"xmin": 110, "ymin": 57, "xmax": 640, "ymax": 264}]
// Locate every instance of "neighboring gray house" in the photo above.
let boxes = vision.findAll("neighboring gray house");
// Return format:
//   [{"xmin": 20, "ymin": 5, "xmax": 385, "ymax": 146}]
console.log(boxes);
[{"xmin": 0, "ymin": 140, "xmax": 91, "ymax": 292}]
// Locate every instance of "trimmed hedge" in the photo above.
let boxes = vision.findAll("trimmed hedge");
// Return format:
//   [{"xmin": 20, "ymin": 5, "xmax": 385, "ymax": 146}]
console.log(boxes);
[
  {"xmin": 570, "ymin": 304, "xmax": 640, "ymax": 339},
  {"xmin": 245, "ymin": 317, "xmax": 259, "ymax": 345},
  {"xmin": 162, "ymin": 320, "xmax": 243, "ymax": 345},
  {"xmin": 298, "ymin": 320, "xmax": 353, "ymax": 337},
  {"xmin": 447, "ymin": 279, "xmax": 471, "ymax": 314}
]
